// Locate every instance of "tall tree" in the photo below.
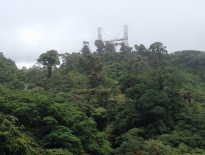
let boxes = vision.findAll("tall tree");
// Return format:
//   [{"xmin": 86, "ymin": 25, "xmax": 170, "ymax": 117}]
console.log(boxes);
[
  {"xmin": 0, "ymin": 52, "xmax": 17, "ymax": 83},
  {"xmin": 37, "ymin": 50, "xmax": 60, "ymax": 78},
  {"xmin": 105, "ymin": 42, "xmax": 115, "ymax": 52},
  {"xmin": 134, "ymin": 44, "xmax": 146, "ymax": 52},
  {"xmin": 149, "ymin": 42, "xmax": 167, "ymax": 67},
  {"xmin": 60, "ymin": 52, "xmax": 81, "ymax": 72},
  {"xmin": 80, "ymin": 45, "xmax": 91, "ymax": 56},
  {"xmin": 120, "ymin": 42, "xmax": 132, "ymax": 54},
  {"xmin": 94, "ymin": 40, "xmax": 105, "ymax": 56},
  {"xmin": 149, "ymin": 42, "xmax": 167, "ymax": 55}
]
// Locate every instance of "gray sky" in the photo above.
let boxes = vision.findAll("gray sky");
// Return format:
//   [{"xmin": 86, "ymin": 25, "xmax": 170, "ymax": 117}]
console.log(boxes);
[{"xmin": 1, "ymin": 0, "xmax": 205, "ymax": 68}]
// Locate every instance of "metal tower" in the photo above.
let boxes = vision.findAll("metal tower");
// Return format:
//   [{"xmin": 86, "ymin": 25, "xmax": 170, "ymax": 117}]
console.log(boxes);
[
  {"xmin": 124, "ymin": 25, "xmax": 128, "ymax": 46},
  {"xmin": 98, "ymin": 27, "xmax": 102, "ymax": 40}
]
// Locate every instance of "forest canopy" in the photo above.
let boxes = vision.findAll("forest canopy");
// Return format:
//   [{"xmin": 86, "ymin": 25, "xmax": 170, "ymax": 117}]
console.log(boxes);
[{"xmin": 1, "ymin": 41, "xmax": 205, "ymax": 155}]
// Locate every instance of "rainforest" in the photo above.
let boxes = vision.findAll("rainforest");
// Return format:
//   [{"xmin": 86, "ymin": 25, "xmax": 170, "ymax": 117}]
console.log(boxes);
[{"xmin": 1, "ymin": 41, "xmax": 205, "ymax": 155}]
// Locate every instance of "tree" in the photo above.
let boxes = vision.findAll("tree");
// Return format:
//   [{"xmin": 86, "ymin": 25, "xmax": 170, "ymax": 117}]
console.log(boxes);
[
  {"xmin": 134, "ymin": 44, "xmax": 146, "ymax": 52},
  {"xmin": 149, "ymin": 42, "xmax": 167, "ymax": 68},
  {"xmin": 135, "ymin": 44, "xmax": 150, "ymax": 57},
  {"xmin": 117, "ymin": 73, "xmax": 184, "ymax": 136},
  {"xmin": 149, "ymin": 42, "xmax": 167, "ymax": 55},
  {"xmin": 37, "ymin": 50, "xmax": 60, "ymax": 78},
  {"xmin": 0, "ymin": 88, "xmax": 111, "ymax": 155},
  {"xmin": 105, "ymin": 42, "xmax": 115, "ymax": 52},
  {"xmin": 126, "ymin": 55, "xmax": 149, "ymax": 74},
  {"xmin": 0, "ymin": 113, "xmax": 34, "ymax": 155},
  {"xmin": 114, "ymin": 128, "xmax": 145, "ymax": 155},
  {"xmin": 0, "ymin": 52, "xmax": 17, "ymax": 83},
  {"xmin": 119, "ymin": 42, "xmax": 132, "ymax": 54},
  {"xmin": 93, "ymin": 107, "xmax": 107, "ymax": 131},
  {"xmin": 60, "ymin": 52, "xmax": 81, "ymax": 72},
  {"xmin": 80, "ymin": 45, "xmax": 91, "ymax": 56},
  {"xmin": 80, "ymin": 54, "xmax": 103, "ymax": 88},
  {"xmin": 95, "ymin": 40, "xmax": 105, "ymax": 56}
]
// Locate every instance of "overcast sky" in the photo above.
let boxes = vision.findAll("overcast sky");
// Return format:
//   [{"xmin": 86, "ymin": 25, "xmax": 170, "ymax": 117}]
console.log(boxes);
[{"xmin": 1, "ymin": 0, "xmax": 205, "ymax": 68}]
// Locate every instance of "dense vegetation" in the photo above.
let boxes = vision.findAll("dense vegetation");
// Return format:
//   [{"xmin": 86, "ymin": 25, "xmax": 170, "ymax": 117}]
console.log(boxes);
[{"xmin": 1, "ymin": 41, "xmax": 205, "ymax": 155}]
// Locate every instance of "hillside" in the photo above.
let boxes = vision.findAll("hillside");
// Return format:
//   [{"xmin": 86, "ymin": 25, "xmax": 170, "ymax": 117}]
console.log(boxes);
[{"xmin": 1, "ymin": 42, "xmax": 205, "ymax": 155}]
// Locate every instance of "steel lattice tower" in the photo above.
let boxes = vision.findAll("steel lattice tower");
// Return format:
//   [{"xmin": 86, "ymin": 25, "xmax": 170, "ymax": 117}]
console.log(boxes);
[
  {"xmin": 124, "ymin": 25, "xmax": 128, "ymax": 46},
  {"xmin": 98, "ymin": 27, "xmax": 102, "ymax": 40}
]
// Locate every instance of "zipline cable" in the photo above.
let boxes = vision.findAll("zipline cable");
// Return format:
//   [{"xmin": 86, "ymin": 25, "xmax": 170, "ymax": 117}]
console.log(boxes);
[
  {"xmin": 102, "ymin": 28, "xmax": 123, "ymax": 38},
  {"xmin": 129, "ymin": 27, "xmax": 138, "ymax": 44}
]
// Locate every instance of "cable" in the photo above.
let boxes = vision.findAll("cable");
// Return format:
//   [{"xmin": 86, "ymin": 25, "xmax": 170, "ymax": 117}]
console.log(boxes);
[
  {"xmin": 102, "ymin": 28, "xmax": 123, "ymax": 38},
  {"xmin": 129, "ymin": 27, "xmax": 138, "ymax": 44}
]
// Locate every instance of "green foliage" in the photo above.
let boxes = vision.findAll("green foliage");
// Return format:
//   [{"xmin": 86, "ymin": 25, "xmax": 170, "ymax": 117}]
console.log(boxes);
[
  {"xmin": 15, "ymin": 69, "xmax": 27, "ymax": 82},
  {"xmin": 80, "ymin": 54, "xmax": 103, "ymax": 88},
  {"xmin": 2, "ymin": 42, "xmax": 205, "ymax": 154},
  {"xmin": 93, "ymin": 107, "xmax": 106, "ymax": 117},
  {"xmin": 95, "ymin": 40, "xmax": 105, "ymax": 56},
  {"xmin": 104, "ymin": 61, "xmax": 127, "ymax": 78},
  {"xmin": 0, "ymin": 113, "xmax": 34, "ymax": 155},
  {"xmin": 45, "ymin": 148, "xmax": 73, "ymax": 155},
  {"xmin": 116, "ymin": 72, "xmax": 186, "ymax": 137},
  {"xmin": 7, "ymin": 79, "xmax": 25, "ymax": 90},
  {"xmin": 149, "ymin": 42, "xmax": 167, "ymax": 55},
  {"xmin": 0, "ymin": 53, "xmax": 16, "ymax": 78},
  {"xmin": 114, "ymin": 128, "xmax": 145, "ymax": 155},
  {"xmin": 126, "ymin": 55, "xmax": 149, "ymax": 74},
  {"xmin": 60, "ymin": 71, "xmax": 88, "ymax": 91},
  {"xmin": 145, "ymin": 139, "xmax": 174, "ymax": 155},
  {"xmin": 177, "ymin": 142, "xmax": 188, "ymax": 153},
  {"xmin": 105, "ymin": 42, "xmax": 115, "ymax": 52},
  {"xmin": 60, "ymin": 52, "xmax": 81, "ymax": 72},
  {"xmin": 149, "ymin": 42, "xmax": 168, "ymax": 66},
  {"xmin": 25, "ymin": 65, "xmax": 46, "ymax": 88},
  {"xmin": 41, "ymin": 126, "xmax": 82, "ymax": 152},
  {"xmin": 119, "ymin": 42, "xmax": 132, "ymax": 55},
  {"xmin": 81, "ymin": 45, "xmax": 91, "ymax": 56},
  {"xmin": 42, "ymin": 116, "xmax": 58, "ymax": 125},
  {"xmin": 0, "ymin": 88, "xmax": 111, "ymax": 154},
  {"xmin": 0, "ymin": 52, "xmax": 24, "ymax": 90},
  {"xmin": 93, "ymin": 107, "xmax": 107, "ymax": 131},
  {"xmin": 32, "ymin": 86, "xmax": 45, "ymax": 94},
  {"xmin": 37, "ymin": 50, "xmax": 60, "ymax": 78}
]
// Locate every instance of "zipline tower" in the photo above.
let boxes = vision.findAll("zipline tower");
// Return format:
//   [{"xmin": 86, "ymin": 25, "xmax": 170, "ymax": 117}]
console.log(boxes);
[
  {"xmin": 124, "ymin": 25, "xmax": 128, "ymax": 46},
  {"xmin": 98, "ymin": 27, "xmax": 102, "ymax": 40},
  {"xmin": 98, "ymin": 25, "xmax": 129, "ymax": 46}
]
